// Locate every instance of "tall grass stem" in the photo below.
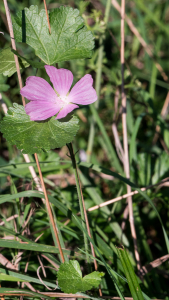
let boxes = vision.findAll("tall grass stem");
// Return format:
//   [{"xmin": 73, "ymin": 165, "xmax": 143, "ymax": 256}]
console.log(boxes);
[{"xmin": 120, "ymin": 0, "xmax": 141, "ymax": 270}]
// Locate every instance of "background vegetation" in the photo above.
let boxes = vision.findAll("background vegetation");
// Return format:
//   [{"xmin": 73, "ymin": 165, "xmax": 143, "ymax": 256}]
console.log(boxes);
[{"xmin": 0, "ymin": 0, "xmax": 169, "ymax": 299}]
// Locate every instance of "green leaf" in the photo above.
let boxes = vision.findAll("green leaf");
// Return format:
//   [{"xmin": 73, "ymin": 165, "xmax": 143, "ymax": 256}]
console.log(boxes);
[
  {"xmin": 13, "ymin": 5, "xmax": 94, "ymax": 65},
  {"xmin": 0, "ymin": 268, "xmax": 56, "ymax": 288},
  {"xmin": 57, "ymin": 260, "xmax": 104, "ymax": 293},
  {"xmin": 0, "ymin": 103, "xmax": 79, "ymax": 154},
  {"xmin": 0, "ymin": 273, "xmax": 28, "ymax": 282},
  {"xmin": 0, "ymin": 48, "xmax": 29, "ymax": 77},
  {"xmin": 0, "ymin": 83, "xmax": 10, "ymax": 92},
  {"xmin": 117, "ymin": 247, "xmax": 144, "ymax": 300}
]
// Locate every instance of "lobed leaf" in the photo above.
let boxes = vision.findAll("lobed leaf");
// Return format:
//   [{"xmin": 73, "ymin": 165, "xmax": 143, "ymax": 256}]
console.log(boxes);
[
  {"xmin": 0, "ymin": 103, "xmax": 79, "ymax": 154},
  {"xmin": 13, "ymin": 5, "xmax": 94, "ymax": 65},
  {"xmin": 57, "ymin": 260, "xmax": 104, "ymax": 293}
]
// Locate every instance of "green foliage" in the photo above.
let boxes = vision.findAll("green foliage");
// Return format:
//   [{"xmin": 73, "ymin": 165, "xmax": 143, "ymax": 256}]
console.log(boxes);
[
  {"xmin": 78, "ymin": 1, "xmax": 90, "ymax": 15},
  {"xmin": 117, "ymin": 247, "xmax": 144, "ymax": 300},
  {"xmin": 0, "ymin": 74, "xmax": 9, "ymax": 92},
  {"xmin": 0, "ymin": 103, "xmax": 79, "ymax": 154},
  {"xmin": 13, "ymin": 5, "xmax": 94, "ymax": 65},
  {"xmin": 0, "ymin": 273, "xmax": 28, "ymax": 282},
  {"xmin": 57, "ymin": 260, "xmax": 104, "ymax": 293},
  {"xmin": 1, "ymin": 0, "xmax": 169, "ymax": 298},
  {"xmin": 0, "ymin": 47, "xmax": 29, "ymax": 76}
]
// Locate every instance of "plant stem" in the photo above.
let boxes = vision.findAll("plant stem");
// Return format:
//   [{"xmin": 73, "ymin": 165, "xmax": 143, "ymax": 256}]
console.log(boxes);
[
  {"xmin": 67, "ymin": 148, "xmax": 102, "ymax": 294},
  {"xmin": 34, "ymin": 154, "xmax": 65, "ymax": 263},
  {"xmin": 67, "ymin": 143, "xmax": 90, "ymax": 265},
  {"xmin": 120, "ymin": 0, "xmax": 141, "ymax": 270}
]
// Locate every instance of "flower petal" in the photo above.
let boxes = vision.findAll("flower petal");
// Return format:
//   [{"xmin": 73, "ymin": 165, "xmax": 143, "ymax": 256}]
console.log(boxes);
[
  {"xmin": 25, "ymin": 100, "xmax": 61, "ymax": 121},
  {"xmin": 45, "ymin": 65, "xmax": 73, "ymax": 97},
  {"xmin": 56, "ymin": 103, "xmax": 79, "ymax": 119},
  {"xmin": 20, "ymin": 76, "xmax": 57, "ymax": 102},
  {"xmin": 68, "ymin": 74, "xmax": 97, "ymax": 105}
]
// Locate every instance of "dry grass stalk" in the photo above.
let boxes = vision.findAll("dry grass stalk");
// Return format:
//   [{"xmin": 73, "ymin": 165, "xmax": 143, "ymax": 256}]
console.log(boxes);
[
  {"xmin": 112, "ymin": 123, "xmax": 124, "ymax": 163},
  {"xmin": 112, "ymin": 0, "xmax": 168, "ymax": 82},
  {"xmin": 88, "ymin": 177, "xmax": 169, "ymax": 211},
  {"xmin": 139, "ymin": 254, "xmax": 169, "ymax": 276},
  {"xmin": 0, "ymin": 292, "xmax": 163, "ymax": 300},
  {"xmin": 0, "ymin": 253, "xmax": 18, "ymax": 270},
  {"xmin": 34, "ymin": 154, "xmax": 65, "ymax": 263},
  {"xmin": 37, "ymin": 255, "xmax": 47, "ymax": 278},
  {"xmin": 120, "ymin": 0, "xmax": 141, "ymax": 270}
]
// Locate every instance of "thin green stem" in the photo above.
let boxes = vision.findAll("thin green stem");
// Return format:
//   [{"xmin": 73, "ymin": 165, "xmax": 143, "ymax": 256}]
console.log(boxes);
[
  {"xmin": 104, "ymin": 0, "xmax": 112, "ymax": 24},
  {"xmin": 67, "ymin": 143, "xmax": 90, "ymax": 267}
]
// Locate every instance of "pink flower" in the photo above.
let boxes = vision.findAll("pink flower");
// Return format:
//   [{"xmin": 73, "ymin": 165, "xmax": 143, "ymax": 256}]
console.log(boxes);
[{"xmin": 20, "ymin": 66, "xmax": 97, "ymax": 121}]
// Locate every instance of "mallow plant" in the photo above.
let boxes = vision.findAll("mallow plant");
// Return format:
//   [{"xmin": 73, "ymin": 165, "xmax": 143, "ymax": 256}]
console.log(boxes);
[
  {"xmin": 0, "ymin": 2, "xmax": 148, "ymax": 300},
  {"xmin": 0, "ymin": 2, "xmax": 106, "ymax": 297}
]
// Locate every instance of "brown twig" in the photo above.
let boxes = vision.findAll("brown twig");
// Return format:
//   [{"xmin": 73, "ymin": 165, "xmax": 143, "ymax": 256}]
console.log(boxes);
[
  {"xmin": 0, "ymin": 254, "xmax": 18, "ymax": 271},
  {"xmin": 139, "ymin": 254, "xmax": 169, "ymax": 277},
  {"xmin": 43, "ymin": 0, "xmax": 51, "ymax": 34},
  {"xmin": 34, "ymin": 154, "xmax": 65, "ymax": 263},
  {"xmin": 120, "ymin": 0, "xmax": 141, "ymax": 270}
]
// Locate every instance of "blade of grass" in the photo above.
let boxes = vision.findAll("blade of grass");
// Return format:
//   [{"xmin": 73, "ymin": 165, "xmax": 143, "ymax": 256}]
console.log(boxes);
[
  {"xmin": 0, "ymin": 268, "xmax": 56, "ymax": 289},
  {"xmin": 90, "ymin": 104, "xmax": 123, "ymax": 173},
  {"xmin": 117, "ymin": 247, "xmax": 144, "ymax": 300},
  {"xmin": 129, "ymin": 114, "xmax": 144, "ymax": 164},
  {"xmin": 133, "ymin": 0, "xmax": 169, "ymax": 36}
]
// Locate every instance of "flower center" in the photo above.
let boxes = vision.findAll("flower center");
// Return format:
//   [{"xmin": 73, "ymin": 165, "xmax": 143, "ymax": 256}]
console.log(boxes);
[{"xmin": 59, "ymin": 95, "xmax": 69, "ymax": 105}]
